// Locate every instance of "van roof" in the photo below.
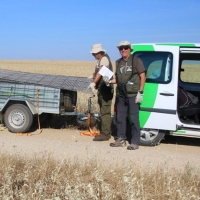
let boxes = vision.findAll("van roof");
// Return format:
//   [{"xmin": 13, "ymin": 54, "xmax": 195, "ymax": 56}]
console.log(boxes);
[
  {"xmin": 132, "ymin": 43, "xmax": 200, "ymax": 47},
  {"xmin": 132, "ymin": 43, "xmax": 200, "ymax": 51}
]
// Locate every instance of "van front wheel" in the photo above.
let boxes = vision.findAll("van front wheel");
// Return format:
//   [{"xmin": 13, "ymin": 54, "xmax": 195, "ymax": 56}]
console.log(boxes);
[{"xmin": 140, "ymin": 129, "xmax": 165, "ymax": 146}]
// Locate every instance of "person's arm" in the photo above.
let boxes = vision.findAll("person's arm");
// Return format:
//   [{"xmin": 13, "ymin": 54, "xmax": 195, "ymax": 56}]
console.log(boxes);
[
  {"xmin": 93, "ymin": 57, "xmax": 109, "ymax": 83},
  {"xmin": 135, "ymin": 66, "xmax": 146, "ymax": 103},
  {"xmin": 93, "ymin": 71, "xmax": 102, "ymax": 83},
  {"xmin": 139, "ymin": 72, "xmax": 146, "ymax": 91},
  {"xmin": 88, "ymin": 63, "xmax": 102, "ymax": 94},
  {"xmin": 109, "ymin": 76, "xmax": 116, "ymax": 84},
  {"xmin": 109, "ymin": 63, "xmax": 117, "ymax": 84},
  {"xmin": 134, "ymin": 56, "xmax": 146, "ymax": 91}
]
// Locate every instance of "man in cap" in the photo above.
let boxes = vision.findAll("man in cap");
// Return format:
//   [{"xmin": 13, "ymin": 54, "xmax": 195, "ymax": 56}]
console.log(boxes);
[
  {"xmin": 88, "ymin": 44, "xmax": 114, "ymax": 141},
  {"xmin": 107, "ymin": 41, "xmax": 146, "ymax": 150}
]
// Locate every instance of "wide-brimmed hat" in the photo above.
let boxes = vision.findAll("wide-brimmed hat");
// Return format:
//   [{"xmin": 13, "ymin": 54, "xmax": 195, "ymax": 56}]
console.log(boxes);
[
  {"xmin": 90, "ymin": 44, "xmax": 106, "ymax": 54},
  {"xmin": 117, "ymin": 40, "xmax": 132, "ymax": 50}
]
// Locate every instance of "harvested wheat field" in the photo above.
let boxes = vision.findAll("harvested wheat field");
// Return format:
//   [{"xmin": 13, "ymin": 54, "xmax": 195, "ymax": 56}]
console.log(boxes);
[
  {"xmin": 0, "ymin": 60, "xmax": 200, "ymax": 199},
  {"xmin": 0, "ymin": 60, "xmax": 97, "ymax": 76}
]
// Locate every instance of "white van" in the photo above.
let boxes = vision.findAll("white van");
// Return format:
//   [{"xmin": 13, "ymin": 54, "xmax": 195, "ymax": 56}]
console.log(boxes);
[{"xmin": 122, "ymin": 43, "xmax": 200, "ymax": 146}]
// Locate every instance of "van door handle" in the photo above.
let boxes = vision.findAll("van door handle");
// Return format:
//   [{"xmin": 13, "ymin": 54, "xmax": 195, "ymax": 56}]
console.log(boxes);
[{"xmin": 160, "ymin": 92, "xmax": 174, "ymax": 96}]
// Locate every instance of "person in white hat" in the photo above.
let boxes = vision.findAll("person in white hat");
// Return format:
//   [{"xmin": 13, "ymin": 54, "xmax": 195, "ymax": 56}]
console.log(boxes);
[
  {"xmin": 107, "ymin": 40, "xmax": 146, "ymax": 150},
  {"xmin": 88, "ymin": 44, "xmax": 114, "ymax": 141}
]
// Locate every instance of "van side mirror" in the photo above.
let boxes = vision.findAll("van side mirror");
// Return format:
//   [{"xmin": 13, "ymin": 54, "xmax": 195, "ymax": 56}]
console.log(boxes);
[{"xmin": 180, "ymin": 68, "xmax": 184, "ymax": 72}]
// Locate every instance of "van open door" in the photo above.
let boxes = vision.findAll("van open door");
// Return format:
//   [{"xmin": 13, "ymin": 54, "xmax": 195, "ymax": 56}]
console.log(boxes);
[{"xmin": 134, "ymin": 45, "xmax": 180, "ymax": 145}]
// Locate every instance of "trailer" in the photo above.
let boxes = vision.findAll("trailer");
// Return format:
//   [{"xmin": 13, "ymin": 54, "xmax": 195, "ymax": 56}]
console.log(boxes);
[{"xmin": 0, "ymin": 68, "xmax": 92, "ymax": 133}]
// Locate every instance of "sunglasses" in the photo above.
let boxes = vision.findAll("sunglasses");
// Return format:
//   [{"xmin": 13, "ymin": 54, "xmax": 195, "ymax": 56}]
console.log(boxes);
[
  {"xmin": 92, "ymin": 53, "xmax": 98, "ymax": 56},
  {"xmin": 119, "ymin": 46, "xmax": 130, "ymax": 51}
]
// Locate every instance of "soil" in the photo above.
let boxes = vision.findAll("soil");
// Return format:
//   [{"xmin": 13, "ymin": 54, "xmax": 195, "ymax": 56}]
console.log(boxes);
[{"xmin": 0, "ymin": 126, "xmax": 200, "ymax": 170}]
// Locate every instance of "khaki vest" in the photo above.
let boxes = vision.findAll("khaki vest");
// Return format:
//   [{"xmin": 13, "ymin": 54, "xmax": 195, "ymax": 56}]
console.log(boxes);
[
  {"xmin": 95, "ymin": 53, "xmax": 113, "ymax": 89},
  {"xmin": 116, "ymin": 55, "xmax": 140, "ymax": 98}
]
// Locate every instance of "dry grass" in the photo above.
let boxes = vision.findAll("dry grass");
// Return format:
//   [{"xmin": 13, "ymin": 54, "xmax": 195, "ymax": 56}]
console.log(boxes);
[
  {"xmin": 181, "ymin": 64, "xmax": 200, "ymax": 83},
  {"xmin": 0, "ymin": 60, "xmax": 96, "ymax": 77},
  {"xmin": 0, "ymin": 152, "xmax": 199, "ymax": 199}
]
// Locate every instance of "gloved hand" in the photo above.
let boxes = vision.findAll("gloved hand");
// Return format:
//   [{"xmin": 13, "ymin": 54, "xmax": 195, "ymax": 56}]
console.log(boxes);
[
  {"xmin": 135, "ymin": 91, "xmax": 144, "ymax": 103},
  {"xmin": 88, "ymin": 82, "xmax": 96, "ymax": 94},
  {"xmin": 103, "ymin": 76, "xmax": 110, "ymax": 86}
]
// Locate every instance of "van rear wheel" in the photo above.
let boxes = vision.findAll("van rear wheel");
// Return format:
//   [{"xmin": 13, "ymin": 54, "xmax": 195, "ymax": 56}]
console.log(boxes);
[{"xmin": 140, "ymin": 129, "xmax": 165, "ymax": 146}]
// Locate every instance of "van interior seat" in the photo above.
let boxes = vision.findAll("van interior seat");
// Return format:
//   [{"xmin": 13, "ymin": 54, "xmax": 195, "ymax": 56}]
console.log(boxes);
[{"xmin": 178, "ymin": 103, "xmax": 200, "ymax": 117}]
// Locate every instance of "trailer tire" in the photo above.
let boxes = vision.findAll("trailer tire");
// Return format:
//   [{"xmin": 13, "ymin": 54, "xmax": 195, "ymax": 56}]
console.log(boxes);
[
  {"xmin": 4, "ymin": 104, "xmax": 33, "ymax": 133},
  {"xmin": 140, "ymin": 129, "xmax": 165, "ymax": 146}
]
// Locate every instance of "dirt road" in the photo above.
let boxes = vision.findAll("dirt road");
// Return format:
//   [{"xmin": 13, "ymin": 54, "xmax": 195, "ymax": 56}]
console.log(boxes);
[{"xmin": 0, "ymin": 128, "xmax": 200, "ymax": 170}]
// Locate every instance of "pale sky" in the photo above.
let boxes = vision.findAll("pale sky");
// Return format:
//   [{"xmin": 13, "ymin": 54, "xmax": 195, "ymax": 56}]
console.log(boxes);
[{"xmin": 0, "ymin": 0, "xmax": 200, "ymax": 61}]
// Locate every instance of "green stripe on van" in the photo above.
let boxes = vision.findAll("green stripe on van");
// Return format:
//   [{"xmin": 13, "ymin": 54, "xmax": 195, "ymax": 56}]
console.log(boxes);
[
  {"xmin": 132, "ymin": 45, "xmax": 155, "ymax": 52},
  {"xmin": 172, "ymin": 130, "xmax": 186, "ymax": 133},
  {"xmin": 139, "ymin": 83, "xmax": 158, "ymax": 127},
  {"xmin": 157, "ymin": 43, "xmax": 196, "ymax": 47}
]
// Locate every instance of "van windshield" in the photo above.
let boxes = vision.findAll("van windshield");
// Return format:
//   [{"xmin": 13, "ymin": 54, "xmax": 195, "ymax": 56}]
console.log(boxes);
[{"xmin": 134, "ymin": 52, "xmax": 173, "ymax": 84}]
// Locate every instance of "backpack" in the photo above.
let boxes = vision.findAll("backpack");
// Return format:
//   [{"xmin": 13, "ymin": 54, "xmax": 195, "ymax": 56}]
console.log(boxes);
[{"xmin": 178, "ymin": 88, "xmax": 199, "ymax": 108}]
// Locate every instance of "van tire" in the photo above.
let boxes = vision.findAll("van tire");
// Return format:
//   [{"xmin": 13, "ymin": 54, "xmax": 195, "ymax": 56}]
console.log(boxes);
[
  {"xmin": 140, "ymin": 129, "xmax": 165, "ymax": 146},
  {"xmin": 111, "ymin": 114, "xmax": 165, "ymax": 146},
  {"xmin": 4, "ymin": 104, "xmax": 33, "ymax": 133}
]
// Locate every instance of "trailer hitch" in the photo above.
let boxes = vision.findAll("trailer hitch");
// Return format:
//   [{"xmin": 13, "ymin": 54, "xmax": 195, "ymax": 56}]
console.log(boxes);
[
  {"xmin": 76, "ymin": 95, "xmax": 100, "ymax": 126},
  {"xmin": 77, "ymin": 95, "xmax": 100, "ymax": 136}
]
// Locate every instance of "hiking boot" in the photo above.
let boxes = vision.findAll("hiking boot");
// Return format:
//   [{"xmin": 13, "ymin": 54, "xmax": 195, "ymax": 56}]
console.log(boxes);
[
  {"xmin": 127, "ymin": 144, "xmax": 139, "ymax": 150},
  {"xmin": 110, "ymin": 138, "xmax": 126, "ymax": 147},
  {"xmin": 93, "ymin": 134, "xmax": 110, "ymax": 141}
]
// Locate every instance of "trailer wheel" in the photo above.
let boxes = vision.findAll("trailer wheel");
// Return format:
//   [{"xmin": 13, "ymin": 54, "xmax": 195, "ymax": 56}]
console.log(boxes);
[
  {"xmin": 4, "ymin": 104, "xmax": 33, "ymax": 133},
  {"xmin": 140, "ymin": 129, "xmax": 165, "ymax": 146}
]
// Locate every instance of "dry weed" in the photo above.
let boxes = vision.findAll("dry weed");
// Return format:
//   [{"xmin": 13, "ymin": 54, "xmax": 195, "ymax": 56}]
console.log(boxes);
[{"xmin": 0, "ymin": 153, "xmax": 199, "ymax": 199}]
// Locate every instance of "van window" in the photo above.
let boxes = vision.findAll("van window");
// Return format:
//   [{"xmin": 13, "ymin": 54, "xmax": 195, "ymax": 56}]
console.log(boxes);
[
  {"xmin": 134, "ymin": 52, "xmax": 173, "ymax": 84},
  {"xmin": 180, "ymin": 60, "xmax": 200, "ymax": 83}
]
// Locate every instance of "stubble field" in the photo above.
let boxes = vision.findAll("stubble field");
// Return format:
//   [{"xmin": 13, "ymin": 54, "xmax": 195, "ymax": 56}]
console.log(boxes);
[{"xmin": 0, "ymin": 60, "xmax": 97, "ymax": 76}]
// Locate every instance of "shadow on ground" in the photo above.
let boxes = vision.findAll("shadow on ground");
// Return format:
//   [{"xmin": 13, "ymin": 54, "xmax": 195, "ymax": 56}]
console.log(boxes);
[
  {"xmin": 30, "ymin": 114, "xmax": 78, "ymax": 132},
  {"xmin": 30, "ymin": 114, "xmax": 200, "ymax": 147},
  {"xmin": 30, "ymin": 113, "xmax": 98, "ymax": 132},
  {"xmin": 162, "ymin": 135, "xmax": 200, "ymax": 147}
]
